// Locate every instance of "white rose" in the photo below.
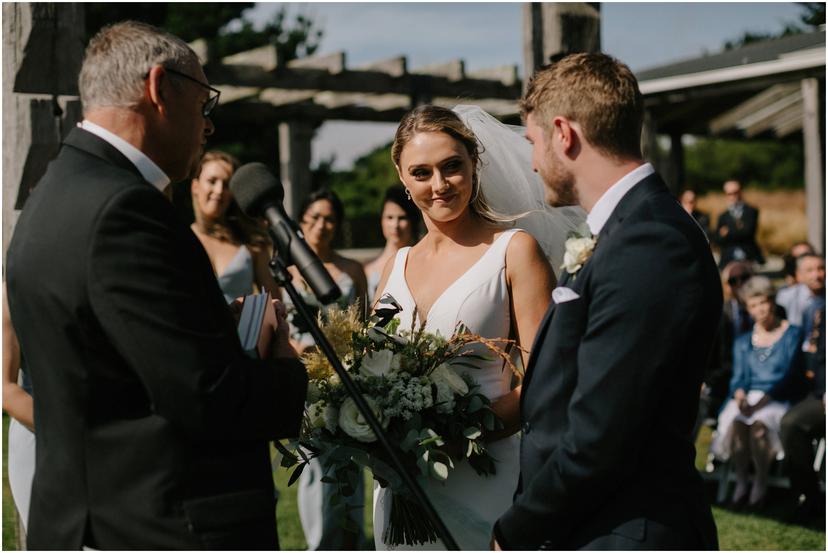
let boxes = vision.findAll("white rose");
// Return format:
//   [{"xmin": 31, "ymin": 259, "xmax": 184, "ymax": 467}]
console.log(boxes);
[
  {"xmin": 359, "ymin": 350, "xmax": 401, "ymax": 378},
  {"xmin": 306, "ymin": 401, "xmax": 327, "ymax": 429},
  {"xmin": 338, "ymin": 396, "xmax": 387, "ymax": 442},
  {"xmin": 562, "ymin": 236, "xmax": 596, "ymax": 274},
  {"xmin": 430, "ymin": 363, "xmax": 468, "ymax": 396},
  {"xmin": 323, "ymin": 403, "xmax": 339, "ymax": 433}
]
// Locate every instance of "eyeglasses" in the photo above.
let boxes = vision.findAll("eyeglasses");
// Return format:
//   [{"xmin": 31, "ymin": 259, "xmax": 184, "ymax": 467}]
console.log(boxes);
[{"xmin": 161, "ymin": 67, "xmax": 221, "ymax": 117}]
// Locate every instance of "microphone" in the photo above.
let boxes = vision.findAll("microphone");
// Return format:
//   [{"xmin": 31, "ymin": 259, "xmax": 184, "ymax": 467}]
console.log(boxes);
[{"xmin": 230, "ymin": 162, "xmax": 341, "ymax": 304}]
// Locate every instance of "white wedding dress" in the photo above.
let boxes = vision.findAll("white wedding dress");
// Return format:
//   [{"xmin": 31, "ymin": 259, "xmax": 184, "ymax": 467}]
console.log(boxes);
[{"xmin": 372, "ymin": 229, "xmax": 523, "ymax": 550}]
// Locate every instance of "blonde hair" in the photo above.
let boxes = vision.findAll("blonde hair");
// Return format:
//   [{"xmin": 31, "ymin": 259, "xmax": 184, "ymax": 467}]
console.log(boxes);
[
  {"xmin": 739, "ymin": 275, "xmax": 776, "ymax": 304},
  {"xmin": 392, "ymin": 105, "xmax": 508, "ymax": 226},
  {"xmin": 192, "ymin": 151, "xmax": 269, "ymax": 248},
  {"xmin": 520, "ymin": 52, "xmax": 643, "ymax": 160}
]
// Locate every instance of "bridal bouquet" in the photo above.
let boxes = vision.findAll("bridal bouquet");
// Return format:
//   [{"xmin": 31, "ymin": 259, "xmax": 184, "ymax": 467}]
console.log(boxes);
[{"xmin": 276, "ymin": 294, "xmax": 517, "ymax": 546}]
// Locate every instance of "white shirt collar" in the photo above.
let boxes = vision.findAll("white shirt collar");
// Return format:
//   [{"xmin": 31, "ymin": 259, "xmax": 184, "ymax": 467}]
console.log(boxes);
[
  {"xmin": 77, "ymin": 120, "xmax": 170, "ymax": 192},
  {"xmin": 586, "ymin": 163, "xmax": 655, "ymax": 235}
]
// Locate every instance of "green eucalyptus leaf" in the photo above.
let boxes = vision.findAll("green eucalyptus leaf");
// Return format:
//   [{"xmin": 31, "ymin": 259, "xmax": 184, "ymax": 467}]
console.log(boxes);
[
  {"xmin": 287, "ymin": 463, "xmax": 306, "ymax": 487},
  {"xmin": 468, "ymin": 395, "xmax": 484, "ymax": 413}
]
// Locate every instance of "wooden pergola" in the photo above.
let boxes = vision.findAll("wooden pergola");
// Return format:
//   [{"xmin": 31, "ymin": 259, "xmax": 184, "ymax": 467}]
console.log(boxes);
[{"xmin": 198, "ymin": 41, "xmax": 523, "ymax": 216}]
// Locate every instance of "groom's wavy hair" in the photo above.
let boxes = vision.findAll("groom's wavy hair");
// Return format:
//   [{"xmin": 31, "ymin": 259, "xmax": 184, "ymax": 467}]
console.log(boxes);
[
  {"xmin": 520, "ymin": 53, "xmax": 644, "ymax": 160},
  {"xmin": 391, "ymin": 105, "xmax": 508, "ymax": 226}
]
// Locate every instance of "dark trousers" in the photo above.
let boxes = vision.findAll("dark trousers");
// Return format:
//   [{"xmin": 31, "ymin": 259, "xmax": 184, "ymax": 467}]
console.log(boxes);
[{"xmin": 780, "ymin": 396, "xmax": 825, "ymax": 501}]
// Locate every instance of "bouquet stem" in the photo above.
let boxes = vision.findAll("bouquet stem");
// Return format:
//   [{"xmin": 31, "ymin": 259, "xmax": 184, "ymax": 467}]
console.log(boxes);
[{"xmin": 384, "ymin": 491, "xmax": 440, "ymax": 546}]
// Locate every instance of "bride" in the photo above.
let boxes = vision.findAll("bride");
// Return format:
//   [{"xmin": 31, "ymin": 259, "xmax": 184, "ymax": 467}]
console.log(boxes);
[{"xmin": 371, "ymin": 105, "xmax": 584, "ymax": 549}]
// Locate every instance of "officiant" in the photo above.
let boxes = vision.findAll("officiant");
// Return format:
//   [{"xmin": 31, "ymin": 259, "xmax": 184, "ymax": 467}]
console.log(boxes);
[{"xmin": 5, "ymin": 21, "xmax": 308, "ymax": 549}]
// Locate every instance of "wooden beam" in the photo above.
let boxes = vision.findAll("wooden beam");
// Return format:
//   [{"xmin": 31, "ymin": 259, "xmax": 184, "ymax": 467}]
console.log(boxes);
[
  {"xmin": 258, "ymin": 88, "xmax": 318, "ymax": 106},
  {"xmin": 288, "ymin": 51, "xmax": 346, "ymax": 74},
  {"xmin": 709, "ymin": 83, "xmax": 800, "ymax": 133},
  {"xmin": 413, "ymin": 60, "xmax": 465, "ymax": 82},
  {"xmin": 358, "ymin": 56, "xmax": 407, "ymax": 77},
  {"xmin": 467, "ymin": 65, "xmax": 519, "ymax": 87},
  {"xmin": 215, "ymin": 85, "xmax": 261, "ymax": 104},
  {"xmin": 221, "ymin": 44, "xmax": 278, "ymax": 71},
  {"xmin": 205, "ymin": 64, "xmax": 522, "ymax": 100},
  {"xmin": 744, "ymin": 100, "xmax": 802, "ymax": 137}
]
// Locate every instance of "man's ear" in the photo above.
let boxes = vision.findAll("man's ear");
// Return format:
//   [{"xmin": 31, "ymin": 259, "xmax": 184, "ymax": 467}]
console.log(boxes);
[
  {"xmin": 552, "ymin": 116, "xmax": 580, "ymax": 160},
  {"xmin": 146, "ymin": 65, "xmax": 168, "ymax": 114}
]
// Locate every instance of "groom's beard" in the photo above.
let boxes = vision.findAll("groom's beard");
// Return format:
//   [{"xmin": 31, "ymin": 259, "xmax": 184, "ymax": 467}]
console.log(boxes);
[{"xmin": 541, "ymin": 149, "xmax": 579, "ymax": 208}]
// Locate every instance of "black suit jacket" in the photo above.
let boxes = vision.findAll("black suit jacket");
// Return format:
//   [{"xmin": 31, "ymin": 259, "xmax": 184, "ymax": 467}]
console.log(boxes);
[
  {"xmin": 495, "ymin": 173, "xmax": 722, "ymax": 550},
  {"xmin": 716, "ymin": 203, "xmax": 764, "ymax": 267},
  {"xmin": 6, "ymin": 128, "xmax": 308, "ymax": 550}
]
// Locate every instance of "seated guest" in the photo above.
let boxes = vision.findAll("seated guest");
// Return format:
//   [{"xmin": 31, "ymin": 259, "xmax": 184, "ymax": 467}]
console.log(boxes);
[
  {"xmin": 711, "ymin": 276, "xmax": 804, "ymax": 509},
  {"xmin": 700, "ymin": 261, "xmax": 755, "ymax": 423},
  {"xmin": 781, "ymin": 300, "xmax": 825, "ymax": 522},
  {"xmin": 680, "ymin": 188, "xmax": 711, "ymax": 239},
  {"xmin": 190, "ymin": 151, "xmax": 280, "ymax": 302},
  {"xmin": 363, "ymin": 185, "xmax": 420, "ymax": 300},
  {"xmin": 777, "ymin": 251, "xmax": 823, "ymax": 327},
  {"xmin": 797, "ymin": 254, "xmax": 826, "ymax": 349}
]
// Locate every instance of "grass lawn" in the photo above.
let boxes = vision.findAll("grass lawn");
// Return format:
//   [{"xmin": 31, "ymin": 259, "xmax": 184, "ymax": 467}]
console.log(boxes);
[{"xmin": 3, "ymin": 414, "xmax": 824, "ymax": 550}]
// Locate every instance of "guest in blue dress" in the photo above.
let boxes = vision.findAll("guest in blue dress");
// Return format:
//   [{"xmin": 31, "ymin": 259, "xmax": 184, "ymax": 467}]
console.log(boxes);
[
  {"xmin": 711, "ymin": 276, "xmax": 805, "ymax": 510},
  {"xmin": 189, "ymin": 151, "xmax": 280, "ymax": 303},
  {"xmin": 283, "ymin": 189, "xmax": 368, "ymax": 550}
]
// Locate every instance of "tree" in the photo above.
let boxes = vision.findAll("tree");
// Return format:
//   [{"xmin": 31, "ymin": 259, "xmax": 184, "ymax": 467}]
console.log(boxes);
[
  {"xmin": 684, "ymin": 137, "xmax": 804, "ymax": 192},
  {"xmin": 85, "ymin": 4, "xmax": 322, "ymax": 62},
  {"xmin": 798, "ymin": 2, "xmax": 826, "ymax": 26},
  {"xmin": 723, "ymin": 2, "xmax": 825, "ymax": 50}
]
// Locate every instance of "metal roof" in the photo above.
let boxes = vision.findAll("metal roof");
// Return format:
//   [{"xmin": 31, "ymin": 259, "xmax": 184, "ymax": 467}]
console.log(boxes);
[{"xmin": 637, "ymin": 29, "xmax": 825, "ymax": 82}]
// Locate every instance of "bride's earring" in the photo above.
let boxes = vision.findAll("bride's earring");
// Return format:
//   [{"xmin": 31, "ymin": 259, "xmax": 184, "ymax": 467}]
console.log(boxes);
[{"xmin": 405, "ymin": 188, "xmax": 412, "ymax": 201}]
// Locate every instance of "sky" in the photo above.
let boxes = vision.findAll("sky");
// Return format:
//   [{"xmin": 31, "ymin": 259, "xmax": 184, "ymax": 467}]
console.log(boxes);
[{"xmin": 245, "ymin": 2, "xmax": 807, "ymax": 170}]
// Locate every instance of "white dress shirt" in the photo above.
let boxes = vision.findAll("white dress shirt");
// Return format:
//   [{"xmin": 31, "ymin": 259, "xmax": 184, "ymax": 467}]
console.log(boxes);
[
  {"xmin": 586, "ymin": 163, "xmax": 655, "ymax": 235},
  {"xmin": 78, "ymin": 120, "xmax": 170, "ymax": 192}
]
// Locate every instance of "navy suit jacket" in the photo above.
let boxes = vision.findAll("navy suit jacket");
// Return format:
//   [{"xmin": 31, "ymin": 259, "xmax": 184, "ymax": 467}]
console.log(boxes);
[
  {"xmin": 6, "ymin": 128, "xmax": 308, "ymax": 549},
  {"xmin": 495, "ymin": 172, "xmax": 722, "ymax": 550}
]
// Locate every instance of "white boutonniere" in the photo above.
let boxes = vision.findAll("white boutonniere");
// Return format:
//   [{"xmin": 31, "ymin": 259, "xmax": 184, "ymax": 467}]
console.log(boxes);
[{"xmin": 561, "ymin": 223, "xmax": 597, "ymax": 279}]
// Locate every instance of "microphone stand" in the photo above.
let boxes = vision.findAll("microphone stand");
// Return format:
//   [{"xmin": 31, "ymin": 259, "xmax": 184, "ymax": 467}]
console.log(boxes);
[{"xmin": 267, "ymin": 251, "xmax": 460, "ymax": 551}]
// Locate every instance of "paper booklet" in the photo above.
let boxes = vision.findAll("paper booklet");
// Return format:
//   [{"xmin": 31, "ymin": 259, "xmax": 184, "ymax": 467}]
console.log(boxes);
[{"xmin": 236, "ymin": 290, "xmax": 277, "ymax": 359}]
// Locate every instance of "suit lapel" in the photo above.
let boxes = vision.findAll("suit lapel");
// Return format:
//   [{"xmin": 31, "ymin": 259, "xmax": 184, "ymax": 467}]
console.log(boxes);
[{"xmin": 523, "ymin": 269, "xmax": 571, "ymax": 390}]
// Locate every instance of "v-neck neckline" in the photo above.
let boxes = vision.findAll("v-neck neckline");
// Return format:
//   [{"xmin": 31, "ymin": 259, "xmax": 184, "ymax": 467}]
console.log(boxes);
[
  {"xmin": 401, "ymin": 231, "xmax": 510, "ymax": 325},
  {"xmin": 216, "ymin": 245, "xmax": 247, "ymax": 279}
]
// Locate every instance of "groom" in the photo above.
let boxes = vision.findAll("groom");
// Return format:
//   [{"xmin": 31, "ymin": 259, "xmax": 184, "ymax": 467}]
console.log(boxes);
[{"xmin": 493, "ymin": 54, "xmax": 721, "ymax": 549}]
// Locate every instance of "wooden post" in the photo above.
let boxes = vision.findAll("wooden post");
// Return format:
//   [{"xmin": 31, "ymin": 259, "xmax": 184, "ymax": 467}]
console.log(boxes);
[
  {"xmin": 2, "ymin": 3, "xmax": 84, "ymax": 257},
  {"xmin": 801, "ymin": 78, "xmax": 825, "ymax": 254},
  {"xmin": 522, "ymin": 2, "xmax": 601, "ymax": 86},
  {"xmin": 278, "ymin": 121, "xmax": 316, "ymax": 219}
]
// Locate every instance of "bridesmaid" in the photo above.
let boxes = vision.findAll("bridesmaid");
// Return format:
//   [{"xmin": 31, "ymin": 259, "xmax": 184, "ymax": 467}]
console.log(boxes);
[
  {"xmin": 190, "ymin": 151, "xmax": 280, "ymax": 302},
  {"xmin": 364, "ymin": 185, "xmax": 421, "ymax": 300}
]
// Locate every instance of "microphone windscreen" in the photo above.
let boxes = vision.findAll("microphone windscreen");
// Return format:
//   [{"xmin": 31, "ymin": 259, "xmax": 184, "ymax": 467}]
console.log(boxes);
[{"xmin": 229, "ymin": 162, "xmax": 285, "ymax": 216}]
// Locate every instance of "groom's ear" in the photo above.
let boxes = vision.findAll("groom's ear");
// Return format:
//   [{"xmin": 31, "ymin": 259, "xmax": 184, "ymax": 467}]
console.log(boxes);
[{"xmin": 553, "ymin": 116, "xmax": 579, "ymax": 159}]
